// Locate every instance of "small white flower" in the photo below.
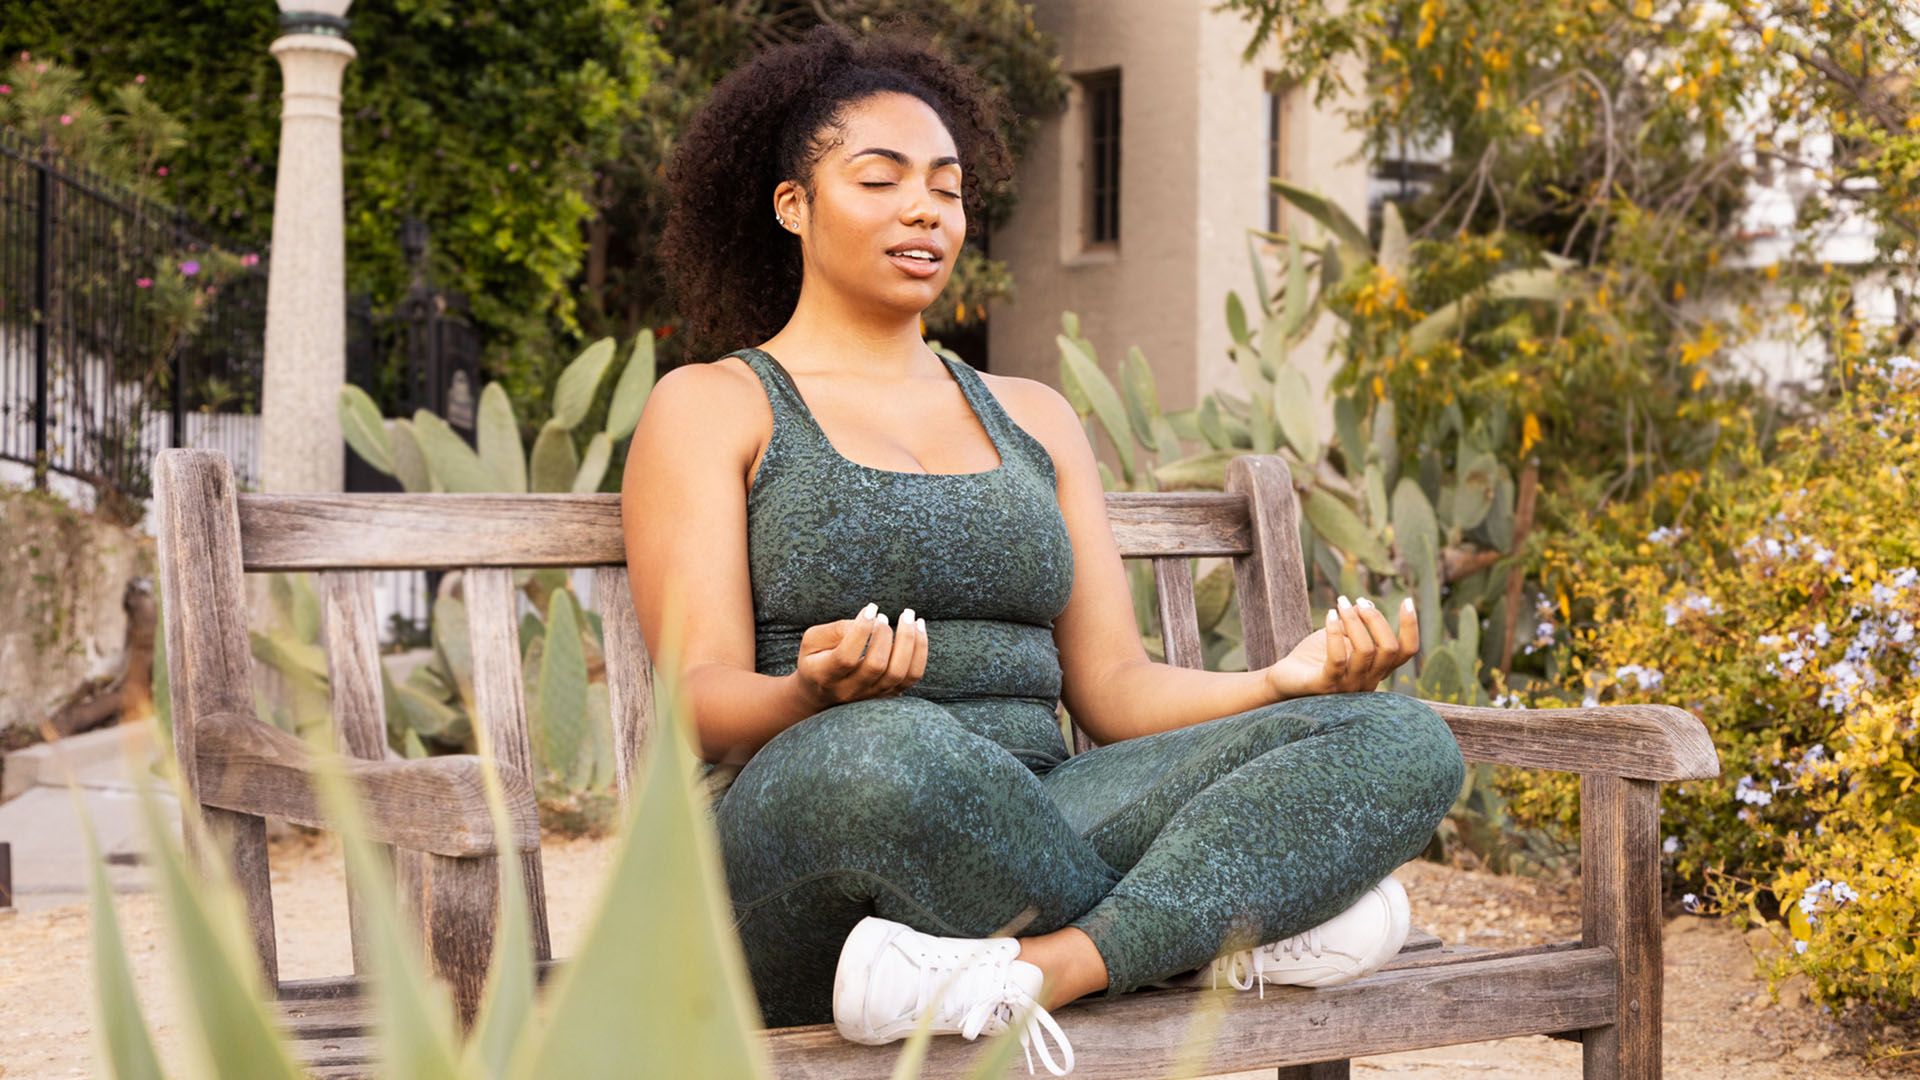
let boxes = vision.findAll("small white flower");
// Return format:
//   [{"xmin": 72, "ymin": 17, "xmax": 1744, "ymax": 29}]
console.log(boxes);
[
  {"xmin": 1663, "ymin": 836, "xmax": 1680, "ymax": 854},
  {"xmin": 1832, "ymin": 881, "xmax": 1859, "ymax": 904},
  {"xmin": 1735, "ymin": 774, "xmax": 1774, "ymax": 807},
  {"xmin": 1794, "ymin": 939, "xmax": 1808, "ymax": 955}
]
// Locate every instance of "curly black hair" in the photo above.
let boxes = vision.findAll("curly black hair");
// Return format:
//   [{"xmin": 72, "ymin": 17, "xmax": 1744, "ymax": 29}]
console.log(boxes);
[{"xmin": 658, "ymin": 19, "xmax": 1016, "ymax": 363}]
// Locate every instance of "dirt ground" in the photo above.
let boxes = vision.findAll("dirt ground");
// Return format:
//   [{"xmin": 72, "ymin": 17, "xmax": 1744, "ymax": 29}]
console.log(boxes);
[{"xmin": 0, "ymin": 829, "xmax": 1901, "ymax": 1078}]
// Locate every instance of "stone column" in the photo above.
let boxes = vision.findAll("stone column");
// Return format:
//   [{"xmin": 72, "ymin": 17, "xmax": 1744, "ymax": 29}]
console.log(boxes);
[{"xmin": 259, "ymin": 7, "xmax": 356, "ymax": 493}]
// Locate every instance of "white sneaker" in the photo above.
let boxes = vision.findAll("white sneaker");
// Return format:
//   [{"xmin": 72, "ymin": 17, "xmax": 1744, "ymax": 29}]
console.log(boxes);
[
  {"xmin": 832, "ymin": 915, "xmax": 1075, "ymax": 1076},
  {"xmin": 1206, "ymin": 876, "xmax": 1412, "ymax": 996}
]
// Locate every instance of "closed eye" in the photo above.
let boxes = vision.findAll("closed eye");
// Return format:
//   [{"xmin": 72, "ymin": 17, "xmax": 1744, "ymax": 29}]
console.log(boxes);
[{"xmin": 863, "ymin": 182, "xmax": 961, "ymax": 198}]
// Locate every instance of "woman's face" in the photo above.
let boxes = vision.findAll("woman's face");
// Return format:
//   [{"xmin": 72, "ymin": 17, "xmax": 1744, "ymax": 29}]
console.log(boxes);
[{"xmin": 776, "ymin": 91, "xmax": 966, "ymax": 317}]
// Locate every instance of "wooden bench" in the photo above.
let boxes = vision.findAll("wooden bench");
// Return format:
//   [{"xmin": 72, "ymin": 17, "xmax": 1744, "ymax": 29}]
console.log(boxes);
[{"xmin": 153, "ymin": 446, "xmax": 1719, "ymax": 1078}]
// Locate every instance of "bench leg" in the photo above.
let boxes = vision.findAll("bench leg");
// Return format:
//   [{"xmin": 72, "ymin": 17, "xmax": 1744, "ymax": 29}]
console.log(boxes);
[
  {"xmin": 1277, "ymin": 1063, "xmax": 1349, "ymax": 1079},
  {"xmin": 1580, "ymin": 774, "xmax": 1663, "ymax": 1079}
]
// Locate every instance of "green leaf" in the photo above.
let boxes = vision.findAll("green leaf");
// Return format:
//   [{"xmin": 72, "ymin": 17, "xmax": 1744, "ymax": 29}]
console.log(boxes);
[
  {"xmin": 529, "ymin": 421, "xmax": 581, "ymax": 493},
  {"xmin": 1150, "ymin": 448, "xmax": 1238, "ymax": 491},
  {"xmin": 1378, "ymin": 200, "xmax": 1410, "ymax": 275},
  {"xmin": 1226, "ymin": 290, "xmax": 1250, "ymax": 346},
  {"xmin": 1333, "ymin": 394, "xmax": 1365, "ymax": 473},
  {"xmin": 78, "ymin": 791, "xmax": 165, "ymax": 1080},
  {"xmin": 413, "ymin": 410, "xmax": 498, "ymax": 493},
  {"xmin": 510, "ymin": 647, "xmax": 768, "ymax": 1078},
  {"xmin": 1450, "ymin": 449, "xmax": 1499, "ymax": 531},
  {"xmin": 1197, "ymin": 397, "xmax": 1232, "ymax": 450},
  {"xmin": 1280, "ymin": 228, "xmax": 1310, "ymax": 340},
  {"xmin": 1194, "ymin": 560, "xmax": 1234, "ymax": 633},
  {"xmin": 1120, "ymin": 346, "xmax": 1163, "ymax": 450},
  {"xmin": 1302, "ymin": 490, "xmax": 1393, "ymax": 574},
  {"xmin": 603, "ymin": 329, "xmax": 656, "ymax": 442},
  {"xmin": 339, "ymin": 385, "xmax": 394, "ymax": 476},
  {"xmin": 1057, "ymin": 333, "xmax": 1136, "ymax": 482},
  {"xmin": 432, "ymin": 596, "xmax": 476, "ymax": 715},
  {"xmin": 477, "ymin": 383, "xmax": 527, "ymax": 493},
  {"xmin": 1270, "ymin": 179, "xmax": 1370, "ymax": 261},
  {"xmin": 552, "ymin": 336, "xmax": 617, "ymax": 430},
  {"xmin": 131, "ymin": 772, "xmax": 306, "ymax": 1080},
  {"xmin": 536, "ymin": 590, "xmax": 590, "ymax": 787},
  {"xmin": 1244, "ymin": 231, "xmax": 1274, "ymax": 317},
  {"xmin": 571, "ymin": 432, "xmax": 613, "ymax": 494},
  {"xmin": 389, "ymin": 418, "xmax": 435, "ymax": 493},
  {"xmin": 1271, "ymin": 364, "xmax": 1319, "ymax": 463}
]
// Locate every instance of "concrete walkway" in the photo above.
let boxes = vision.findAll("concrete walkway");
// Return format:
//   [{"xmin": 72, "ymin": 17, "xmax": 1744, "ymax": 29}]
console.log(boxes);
[{"xmin": 0, "ymin": 722, "xmax": 175, "ymax": 913}]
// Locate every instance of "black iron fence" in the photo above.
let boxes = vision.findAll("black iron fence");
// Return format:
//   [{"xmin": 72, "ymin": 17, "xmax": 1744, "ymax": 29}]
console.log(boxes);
[{"xmin": 0, "ymin": 127, "xmax": 267, "ymax": 506}]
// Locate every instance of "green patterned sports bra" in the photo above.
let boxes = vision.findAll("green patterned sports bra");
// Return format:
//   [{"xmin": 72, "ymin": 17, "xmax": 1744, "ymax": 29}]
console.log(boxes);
[{"xmin": 719, "ymin": 345, "xmax": 1077, "ymax": 773}]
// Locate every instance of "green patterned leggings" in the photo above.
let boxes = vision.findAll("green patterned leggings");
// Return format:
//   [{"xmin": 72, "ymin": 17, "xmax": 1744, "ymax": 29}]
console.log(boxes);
[{"xmin": 714, "ymin": 689, "xmax": 1466, "ymax": 1027}]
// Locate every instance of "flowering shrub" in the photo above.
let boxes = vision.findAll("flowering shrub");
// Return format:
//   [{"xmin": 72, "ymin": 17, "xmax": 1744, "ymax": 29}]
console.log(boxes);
[{"xmin": 1506, "ymin": 353, "xmax": 1920, "ymax": 1026}]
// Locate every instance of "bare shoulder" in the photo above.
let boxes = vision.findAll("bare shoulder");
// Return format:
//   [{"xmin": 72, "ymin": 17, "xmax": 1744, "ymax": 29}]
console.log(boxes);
[
  {"xmin": 976, "ymin": 370, "xmax": 1085, "ymax": 461},
  {"xmin": 623, "ymin": 356, "xmax": 770, "ymax": 486}
]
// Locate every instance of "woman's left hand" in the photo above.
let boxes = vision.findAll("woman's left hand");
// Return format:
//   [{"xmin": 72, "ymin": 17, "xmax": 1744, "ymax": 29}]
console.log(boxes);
[{"xmin": 1261, "ymin": 595, "xmax": 1420, "ymax": 700}]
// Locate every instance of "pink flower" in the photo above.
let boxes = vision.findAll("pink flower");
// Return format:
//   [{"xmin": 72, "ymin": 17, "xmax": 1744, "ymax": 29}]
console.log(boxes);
[
  {"xmin": 18, "ymin": 51, "xmax": 28, "ymax": 63},
  {"xmin": 0, "ymin": 85, "xmax": 10, "ymax": 95},
  {"xmin": 240, "ymin": 252, "xmax": 260, "ymax": 267},
  {"xmin": 35, "ymin": 62, "xmax": 47, "ymax": 74},
  {"xmin": 134, "ymin": 74, "xmax": 145, "ymax": 85},
  {"xmin": 507, "ymin": 162, "xmax": 519, "ymax": 172},
  {"xmin": 179, "ymin": 260, "xmax": 200, "ymax": 277},
  {"xmin": 59, "ymin": 114, "xmax": 72, "ymax": 126},
  {"xmin": 156, "ymin": 165, "xmax": 167, "ymax": 176},
  {"xmin": 135, "ymin": 277, "xmax": 152, "ymax": 289}
]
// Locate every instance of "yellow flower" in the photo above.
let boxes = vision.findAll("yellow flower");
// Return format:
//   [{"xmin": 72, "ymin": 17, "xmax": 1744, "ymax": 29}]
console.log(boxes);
[
  {"xmin": 955, "ymin": 300, "xmax": 967, "ymax": 323},
  {"xmin": 1521, "ymin": 412, "xmax": 1542, "ymax": 455},
  {"xmin": 1525, "ymin": 120, "xmax": 1545, "ymax": 136},
  {"xmin": 1371, "ymin": 375, "xmax": 1386, "ymax": 400},
  {"xmin": 1691, "ymin": 368, "xmax": 1709, "ymax": 391},
  {"xmin": 1673, "ymin": 280, "xmax": 1687, "ymax": 300},
  {"xmin": 1765, "ymin": 262, "xmax": 1781, "ymax": 280}
]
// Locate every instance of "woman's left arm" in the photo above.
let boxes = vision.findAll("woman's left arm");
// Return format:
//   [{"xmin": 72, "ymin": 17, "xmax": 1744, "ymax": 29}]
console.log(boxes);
[{"xmin": 1010, "ymin": 381, "xmax": 1418, "ymax": 745}]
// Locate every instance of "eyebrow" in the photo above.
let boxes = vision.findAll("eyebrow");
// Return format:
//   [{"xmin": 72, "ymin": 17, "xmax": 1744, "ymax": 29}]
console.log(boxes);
[{"xmin": 846, "ymin": 147, "xmax": 962, "ymax": 170}]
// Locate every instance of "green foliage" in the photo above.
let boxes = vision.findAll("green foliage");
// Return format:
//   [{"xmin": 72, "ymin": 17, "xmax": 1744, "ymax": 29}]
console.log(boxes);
[
  {"xmin": 0, "ymin": 52, "xmax": 183, "ymax": 197},
  {"xmin": 1513, "ymin": 353, "xmax": 1920, "ymax": 1034},
  {"xmin": 1054, "ymin": 195, "xmax": 1537, "ymax": 705},
  {"xmin": 2, "ymin": 1, "xmax": 664, "ymax": 407},
  {"xmin": 85, "ymin": 638, "xmax": 772, "ymax": 1075}
]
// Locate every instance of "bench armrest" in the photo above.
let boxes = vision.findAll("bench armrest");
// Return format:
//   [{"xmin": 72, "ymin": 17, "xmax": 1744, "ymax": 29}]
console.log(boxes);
[
  {"xmin": 1419, "ymin": 700, "xmax": 1720, "ymax": 781},
  {"xmin": 194, "ymin": 709, "xmax": 541, "ymax": 857}
]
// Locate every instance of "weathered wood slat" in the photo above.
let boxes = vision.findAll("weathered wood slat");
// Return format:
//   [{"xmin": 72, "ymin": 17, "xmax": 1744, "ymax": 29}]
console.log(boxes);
[
  {"xmin": 153, "ymin": 449, "xmax": 278, "ymax": 985},
  {"xmin": 1427, "ymin": 701, "xmax": 1720, "ymax": 782},
  {"xmin": 234, "ymin": 491, "xmax": 1256, "ymax": 570},
  {"xmin": 320, "ymin": 571, "xmax": 389, "ymax": 974},
  {"xmin": 275, "ymin": 929, "xmax": 1468, "ymax": 1060},
  {"xmin": 1225, "ymin": 456, "xmax": 1314, "ymax": 667},
  {"xmin": 193, "ymin": 710, "xmax": 539, "ymax": 857},
  {"xmin": 595, "ymin": 566, "xmax": 655, "ymax": 808},
  {"xmin": 1581, "ymin": 774, "xmax": 1664, "ymax": 1078},
  {"xmin": 462, "ymin": 568, "xmax": 554, "ymax": 962},
  {"xmin": 761, "ymin": 947, "xmax": 1617, "ymax": 1077},
  {"xmin": 1151, "ymin": 556, "xmax": 1205, "ymax": 669},
  {"xmin": 320, "ymin": 572, "xmax": 386, "ymax": 762}
]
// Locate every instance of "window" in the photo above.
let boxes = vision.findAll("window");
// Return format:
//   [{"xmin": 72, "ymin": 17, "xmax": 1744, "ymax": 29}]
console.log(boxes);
[
  {"xmin": 1265, "ymin": 72, "xmax": 1288, "ymax": 235},
  {"xmin": 1080, "ymin": 69, "xmax": 1121, "ymax": 247}
]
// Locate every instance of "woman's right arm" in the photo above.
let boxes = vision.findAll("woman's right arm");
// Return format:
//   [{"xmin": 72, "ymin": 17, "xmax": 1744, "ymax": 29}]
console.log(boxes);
[{"xmin": 617, "ymin": 362, "xmax": 823, "ymax": 765}]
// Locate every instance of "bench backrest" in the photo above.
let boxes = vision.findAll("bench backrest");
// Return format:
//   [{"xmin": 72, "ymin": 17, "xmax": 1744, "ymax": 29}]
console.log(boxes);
[{"xmin": 152, "ymin": 447, "xmax": 1311, "ymax": 988}]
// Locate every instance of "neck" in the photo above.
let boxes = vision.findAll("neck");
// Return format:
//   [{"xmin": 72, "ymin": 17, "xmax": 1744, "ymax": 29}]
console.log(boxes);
[{"xmin": 770, "ymin": 276, "xmax": 936, "ymax": 380}]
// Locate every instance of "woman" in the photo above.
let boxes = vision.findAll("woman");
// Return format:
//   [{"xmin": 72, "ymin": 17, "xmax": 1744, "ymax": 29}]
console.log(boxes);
[{"xmin": 622, "ymin": 21, "xmax": 1465, "ymax": 1076}]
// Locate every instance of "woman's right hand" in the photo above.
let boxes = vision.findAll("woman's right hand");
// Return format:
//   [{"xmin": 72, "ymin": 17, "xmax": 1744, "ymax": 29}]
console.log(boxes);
[{"xmin": 792, "ymin": 601, "xmax": 928, "ymax": 706}]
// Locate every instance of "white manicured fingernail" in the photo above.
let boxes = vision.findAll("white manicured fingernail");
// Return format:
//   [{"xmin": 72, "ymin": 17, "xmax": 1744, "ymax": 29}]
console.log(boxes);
[
  {"xmin": 860, "ymin": 602, "xmax": 878, "ymax": 620},
  {"xmin": 1357, "ymin": 597, "xmax": 1375, "ymax": 609},
  {"xmin": 1402, "ymin": 597, "xmax": 1415, "ymax": 612},
  {"xmin": 1338, "ymin": 595, "xmax": 1352, "ymax": 610},
  {"xmin": 876, "ymin": 613, "xmax": 889, "ymax": 626},
  {"xmin": 901, "ymin": 607, "xmax": 915, "ymax": 627},
  {"xmin": 917, "ymin": 617, "xmax": 927, "ymax": 632},
  {"xmin": 1327, "ymin": 609, "xmax": 1338, "ymax": 624}
]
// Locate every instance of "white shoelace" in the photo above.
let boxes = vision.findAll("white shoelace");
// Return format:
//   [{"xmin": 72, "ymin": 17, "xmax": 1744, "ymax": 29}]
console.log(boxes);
[
  {"xmin": 917, "ymin": 949, "xmax": 1076, "ymax": 1075},
  {"xmin": 1210, "ymin": 926, "xmax": 1324, "ymax": 999}
]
